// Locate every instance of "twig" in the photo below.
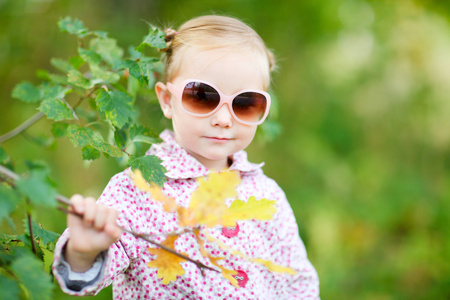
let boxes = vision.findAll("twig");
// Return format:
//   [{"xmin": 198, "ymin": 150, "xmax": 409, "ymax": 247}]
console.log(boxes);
[
  {"xmin": 0, "ymin": 164, "xmax": 218, "ymax": 273},
  {"xmin": 26, "ymin": 212, "xmax": 37, "ymax": 256},
  {"xmin": 0, "ymin": 112, "xmax": 44, "ymax": 144},
  {"xmin": 0, "ymin": 86, "xmax": 96, "ymax": 145}
]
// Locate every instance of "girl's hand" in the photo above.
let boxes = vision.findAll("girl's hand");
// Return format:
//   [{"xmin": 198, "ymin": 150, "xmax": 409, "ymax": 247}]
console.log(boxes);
[{"xmin": 65, "ymin": 194, "xmax": 122, "ymax": 272}]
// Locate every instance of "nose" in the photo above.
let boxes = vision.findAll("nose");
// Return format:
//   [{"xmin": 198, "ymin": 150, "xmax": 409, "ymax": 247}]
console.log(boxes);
[{"xmin": 211, "ymin": 103, "xmax": 233, "ymax": 127}]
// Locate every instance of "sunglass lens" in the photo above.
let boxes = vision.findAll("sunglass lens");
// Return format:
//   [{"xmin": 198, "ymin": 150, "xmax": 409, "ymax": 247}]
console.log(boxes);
[
  {"xmin": 232, "ymin": 92, "xmax": 267, "ymax": 123},
  {"xmin": 182, "ymin": 82, "xmax": 220, "ymax": 115}
]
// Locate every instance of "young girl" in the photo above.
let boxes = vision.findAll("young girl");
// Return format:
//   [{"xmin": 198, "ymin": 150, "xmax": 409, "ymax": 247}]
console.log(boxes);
[{"xmin": 53, "ymin": 15, "xmax": 320, "ymax": 299}]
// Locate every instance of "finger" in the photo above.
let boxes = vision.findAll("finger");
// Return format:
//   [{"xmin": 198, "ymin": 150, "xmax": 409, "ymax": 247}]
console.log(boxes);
[
  {"xmin": 93, "ymin": 205, "xmax": 107, "ymax": 231},
  {"xmin": 104, "ymin": 208, "xmax": 121, "ymax": 239},
  {"xmin": 83, "ymin": 197, "xmax": 97, "ymax": 225},
  {"xmin": 70, "ymin": 194, "xmax": 85, "ymax": 214}
]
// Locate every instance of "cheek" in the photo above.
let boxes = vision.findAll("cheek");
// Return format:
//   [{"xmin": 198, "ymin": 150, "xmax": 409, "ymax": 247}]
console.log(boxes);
[{"xmin": 238, "ymin": 126, "xmax": 258, "ymax": 147}]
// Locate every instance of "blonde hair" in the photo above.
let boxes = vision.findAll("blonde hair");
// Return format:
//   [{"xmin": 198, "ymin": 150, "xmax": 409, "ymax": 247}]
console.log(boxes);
[{"xmin": 160, "ymin": 15, "xmax": 275, "ymax": 90}]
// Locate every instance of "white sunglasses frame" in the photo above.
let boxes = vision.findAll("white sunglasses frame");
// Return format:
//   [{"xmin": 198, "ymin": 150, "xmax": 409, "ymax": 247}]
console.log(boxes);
[{"xmin": 166, "ymin": 79, "xmax": 271, "ymax": 126}]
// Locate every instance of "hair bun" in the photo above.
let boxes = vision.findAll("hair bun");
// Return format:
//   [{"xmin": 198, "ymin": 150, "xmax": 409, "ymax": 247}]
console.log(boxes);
[{"xmin": 164, "ymin": 28, "xmax": 177, "ymax": 46}]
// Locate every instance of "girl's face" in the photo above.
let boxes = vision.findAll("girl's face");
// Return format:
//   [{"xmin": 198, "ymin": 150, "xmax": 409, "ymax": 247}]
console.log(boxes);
[{"xmin": 156, "ymin": 47, "xmax": 267, "ymax": 170}]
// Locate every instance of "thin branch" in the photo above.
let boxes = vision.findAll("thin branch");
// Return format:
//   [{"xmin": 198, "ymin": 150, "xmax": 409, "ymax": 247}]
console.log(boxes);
[
  {"xmin": 0, "ymin": 164, "xmax": 218, "ymax": 273},
  {"xmin": 0, "ymin": 112, "xmax": 44, "ymax": 144},
  {"xmin": 26, "ymin": 212, "xmax": 37, "ymax": 256},
  {"xmin": 0, "ymin": 86, "xmax": 96, "ymax": 145},
  {"xmin": 56, "ymin": 206, "xmax": 217, "ymax": 272}
]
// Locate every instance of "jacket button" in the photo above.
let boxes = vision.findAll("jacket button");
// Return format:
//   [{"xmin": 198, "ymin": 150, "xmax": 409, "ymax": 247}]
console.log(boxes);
[
  {"xmin": 233, "ymin": 270, "xmax": 248, "ymax": 288},
  {"xmin": 222, "ymin": 222, "xmax": 239, "ymax": 238}
]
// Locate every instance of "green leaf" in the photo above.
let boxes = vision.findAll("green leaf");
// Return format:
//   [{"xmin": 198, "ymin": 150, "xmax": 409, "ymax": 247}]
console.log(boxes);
[
  {"xmin": 135, "ymin": 27, "xmax": 167, "ymax": 53},
  {"xmin": 0, "ymin": 185, "xmax": 20, "ymax": 223},
  {"xmin": 67, "ymin": 69, "xmax": 94, "ymax": 89},
  {"xmin": 90, "ymin": 64, "xmax": 120, "ymax": 84},
  {"xmin": 69, "ymin": 56, "xmax": 85, "ymax": 69},
  {"xmin": 58, "ymin": 16, "xmax": 88, "ymax": 38},
  {"xmin": 96, "ymin": 90, "xmax": 135, "ymax": 128},
  {"xmin": 50, "ymin": 58, "xmax": 73, "ymax": 73},
  {"xmin": 51, "ymin": 122, "xmax": 69, "ymax": 138},
  {"xmin": 0, "ymin": 274, "xmax": 20, "ymax": 300},
  {"xmin": 114, "ymin": 128, "xmax": 127, "ymax": 149},
  {"xmin": 11, "ymin": 254, "xmax": 53, "ymax": 300},
  {"xmin": 132, "ymin": 135, "xmax": 160, "ymax": 145},
  {"xmin": 89, "ymin": 37, "xmax": 124, "ymax": 67},
  {"xmin": 78, "ymin": 47, "xmax": 102, "ymax": 65},
  {"xmin": 40, "ymin": 83, "xmax": 71, "ymax": 100},
  {"xmin": 128, "ymin": 45, "xmax": 142, "ymax": 60},
  {"xmin": 24, "ymin": 219, "xmax": 60, "ymax": 246},
  {"xmin": 81, "ymin": 145, "xmax": 101, "ymax": 160},
  {"xmin": 118, "ymin": 60, "xmax": 148, "ymax": 86},
  {"xmin": 67, "ymin": 125, "xmax": 121, "ymax": 158},
  {"xmin": 92, "ymin": 30, "xmax": 108, "ymax": 39},
  {"xmin": 129, "ymin": 124, "xmax": 159, "ymax": 140},
  {"xmin": 91, "ymin": 137, "xmax": 122, "ymax": 157},
  {"xmin": 67, "ymin": 124, "xmax": 95, "ymax": 148},
  {"xmin": 15, "ymin": 170, "xmax": 57, "ymax": 208},
  {"xmin": 138, "ymin": 60, "xmax": 158, "ymax": 87},
  {"xmin": 38, "ymin": 99, "xmax": 74, "ymax": 121},
  {"xmin": 48, "ymin": 73, "xmax": 69, "ymax": 85},
  {"xmin": 11, "ymin": 81, "xmax": 41, "ymax": 103},
  {"xmin": 129, "ymin": 155, "xmax": 167, "ymax": 186}
]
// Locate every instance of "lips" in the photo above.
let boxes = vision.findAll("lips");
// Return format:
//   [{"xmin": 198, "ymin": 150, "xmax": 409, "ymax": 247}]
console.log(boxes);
[
  {"xmin": 210, "ymin": 137, "xmax": 230, "ymax": 140},
  {"xmin": 205, "ymin": 136, "xmax": 232, "ymax": 142}
]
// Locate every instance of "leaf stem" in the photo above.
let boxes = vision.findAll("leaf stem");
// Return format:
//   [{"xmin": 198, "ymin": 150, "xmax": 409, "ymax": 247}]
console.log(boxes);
[{"xmin": 0, "ymin": 112, "xmax": 45, "ymax": 144}]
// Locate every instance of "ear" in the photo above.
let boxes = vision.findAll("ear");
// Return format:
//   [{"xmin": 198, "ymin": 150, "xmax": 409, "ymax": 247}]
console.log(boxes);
[{"xmin": 155, "ymin": 82, "xmax": 173, "ymax": 119}]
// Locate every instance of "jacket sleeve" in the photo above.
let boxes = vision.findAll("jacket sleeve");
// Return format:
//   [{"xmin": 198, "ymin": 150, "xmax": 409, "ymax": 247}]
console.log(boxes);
[
  {"xmin": 52, "ymin": 230, "xmax": 131, "ymax": 296},
  {"xmin": 270, "ymin": 181, "xmax": 320, "ymax": 299}
]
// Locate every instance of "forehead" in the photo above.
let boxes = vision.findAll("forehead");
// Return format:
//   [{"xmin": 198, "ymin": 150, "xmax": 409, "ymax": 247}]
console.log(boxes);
[{"xmin": 174, "ymin": 47, "xmax": 268, "ymax": 92}]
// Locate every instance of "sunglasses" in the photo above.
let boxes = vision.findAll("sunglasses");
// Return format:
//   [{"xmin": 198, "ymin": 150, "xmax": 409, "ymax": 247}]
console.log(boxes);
[{"xmin": 166, "ymin": 79, "xmax": 271, "ymax": 125}]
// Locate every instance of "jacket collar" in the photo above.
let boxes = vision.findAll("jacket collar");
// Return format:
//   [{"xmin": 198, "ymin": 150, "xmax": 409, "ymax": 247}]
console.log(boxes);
[{"xmin": 146, "ymin": 130, "xmax": 264, "ymax": 179}]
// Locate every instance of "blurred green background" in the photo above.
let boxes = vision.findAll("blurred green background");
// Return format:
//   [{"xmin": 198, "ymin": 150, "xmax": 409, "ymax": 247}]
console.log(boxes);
[{"xmin": 1, "ymin": 0, "xmax": 450, "ymax": 299}]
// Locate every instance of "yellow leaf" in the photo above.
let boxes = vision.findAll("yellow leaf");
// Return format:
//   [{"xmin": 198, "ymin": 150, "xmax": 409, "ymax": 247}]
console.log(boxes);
[
  {"xmin": 130, "ymin": 169, "xmax": 177, "ymax": 212},
  {"xmin": 205, "ymin": 231, "xmax": 296, "ymax": 276},
  {"xmin": 180, "ymin": 171, "xmax": 240, "ymax": 228},
  {"xmin": 147, "ymin": 235, "xmax": 187, "ymax": 284},
  {"xmin": 251, "ymin": 258, "xmax": 297, "ymax": 275},
  {"xmin": 195, "ymin": 232, "xmax": 240, "ymax": 288},
  {"xmin": 209, "ymin": 257, "xmax": 239, "ymax": 288},
  {"xmin": 222, "ymin": 196, "xmax": 277, "ymax": 226}
]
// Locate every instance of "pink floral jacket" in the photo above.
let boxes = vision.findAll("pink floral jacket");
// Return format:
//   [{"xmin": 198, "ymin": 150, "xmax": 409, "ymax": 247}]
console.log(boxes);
[{"xmin": 53, "ymin": 130, "xmax": 319, "ymax": 299}]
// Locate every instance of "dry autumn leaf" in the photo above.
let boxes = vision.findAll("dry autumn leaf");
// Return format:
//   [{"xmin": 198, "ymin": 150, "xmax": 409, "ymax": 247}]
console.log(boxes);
[
  {"xmin": 208, "ymin": 256, "xmax": 239, "ymax": 288},
  {"xmin": 221, "ymin": 196, "xmax": 277, "ymax": 227},
  {"xmin": 132, "ymin": 169, "xmax": 296, "ymax": 287},
  {"xmin": 204, "ymin": 231, "xmax": 297, "ymax": 276},
  {"xmin": 147, "ymin": 235, "xmax": 187, "ymax": 284},
  {"xmin": 179, "ymin": 171, "xmax": 240, "ymax": 228},
  {"xmin": 250, "ymin": 258, "xmax": 297, "ymax": 275}
]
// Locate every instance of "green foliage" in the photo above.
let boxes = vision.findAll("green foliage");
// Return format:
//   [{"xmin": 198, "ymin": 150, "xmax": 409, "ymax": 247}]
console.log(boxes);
[
  {"xmin": 129, "ymin": 155, "xmax": 167, "ymax": 187},
  {"xmin": 15, "ymin": 169, "xmax": 58, "ymax": 208},
  {"xmin": 11, "ymin": 81, "xmax": 41, "ymax": 103},
  {"xmin": 0, "ymin": 17, "xmax": 169, "ymax": 299},
  {"xmin": 0, "ymin": 186, "xmax": 19, "ymax": 222},
  {"xmin": 95, "ymin": 90, "xmax": 135, "ymax": 128},
  {"xmin": 135, "ymin": 27, "xmax": 168, "ymax": 52},
  {"xmin": 38, "ymin": 99, "xmax": 75, "ymax": 121},
  {"xmin": 24, "ymin": 219, "xmax": 60, "ymax": 248},
  {"xmin": 11, "ymin": 254, "xmax": 53, "ymax": 300}
]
